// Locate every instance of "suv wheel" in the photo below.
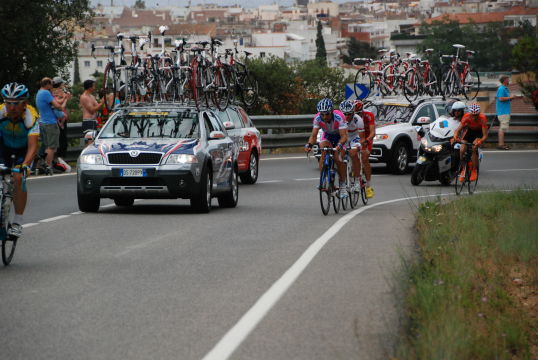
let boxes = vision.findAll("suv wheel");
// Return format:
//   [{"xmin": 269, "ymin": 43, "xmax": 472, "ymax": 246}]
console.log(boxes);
[
  {"xmin": 190, "ymin": 166, "xmax": 212, "ymax": 213},
  {"xmin": 77, "ymin": 190, "xmax": 100, "ymax": 212},
  {"xmin": 218, "ymin": 167, "xmax": 239, "ymax": 208},
  {"xmin": 389, "ymin": 141, "xmax": 409, "ymax": 175},
  {"xmin": 240, "ymin": 151, "xmax": 258, "ymax": 184}
]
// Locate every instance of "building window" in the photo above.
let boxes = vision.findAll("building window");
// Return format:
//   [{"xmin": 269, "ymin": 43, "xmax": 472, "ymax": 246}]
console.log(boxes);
[
  {"xmin": 97, "ymin": 60, "xmax": 103, "ymax": 67},
  {"xmin": 84, "ymin": 61, "xmax": 90, "ymax": 67},
  {"xmin": 260, "ymin": 52, "xmax": 266, "ymax": 58}
]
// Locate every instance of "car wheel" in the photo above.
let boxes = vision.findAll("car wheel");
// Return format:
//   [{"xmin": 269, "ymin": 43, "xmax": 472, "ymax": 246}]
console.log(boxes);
[
  {"xmin": 239, "ymin": 151, "xmax": 258, "ymax": 184},
  {"xmin": 388, "ymin": 141, "xmax": 409, "ymax": 175},
  {"xmin": 77, "ymin": 190, "xmax": 100, "ymax": 213},
  {"xmin": 190, "ymin": 166, "xmax": 212, "ymax": 213},
  {"xmin": 218, "ymin": 166, "xmax": 239, "ymax": 208},
  {"xmin": 114, "ymin": 198, "xmax": 134, "ymax": 207}
]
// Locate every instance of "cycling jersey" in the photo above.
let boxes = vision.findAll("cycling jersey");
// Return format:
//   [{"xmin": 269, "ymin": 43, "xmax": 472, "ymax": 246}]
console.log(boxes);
[
  {"xmin": 346, "ymin": 114, "xmax": 364, "ymax": 140},
  {"xmin": 313, "ymin": 111, "xmax": 347, "ymax": 136},
  {"xmin": 461, "ymin": 113, "xmax": 487, "ymax": 132},
  {"xmin": 358, "ymin": 111, "xmax": 375, "ymax": 151},
  {"xmin": 0, "ymin": 104, "xmax": 40, "ymax": 149}
]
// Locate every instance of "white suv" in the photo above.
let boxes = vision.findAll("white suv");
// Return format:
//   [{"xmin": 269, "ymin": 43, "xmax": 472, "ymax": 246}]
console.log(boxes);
[{"xmin": 365, "ymin": 97, "xmax": 448, "ymax": 174}]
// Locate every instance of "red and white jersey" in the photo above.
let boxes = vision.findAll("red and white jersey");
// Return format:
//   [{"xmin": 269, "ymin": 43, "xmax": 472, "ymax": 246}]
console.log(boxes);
[
  {"xmin": 361, "ymin": 111, "xmax": 375, "ymax": 138},
  {"xmin": 346, "ymin": 114, "xmax": 364, "ymax": 139}
]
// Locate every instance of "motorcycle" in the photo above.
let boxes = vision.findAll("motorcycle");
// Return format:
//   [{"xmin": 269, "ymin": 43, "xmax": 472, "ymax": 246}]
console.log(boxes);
[{"xmin": 411, "ymin": 115, "xmax": 460, "ymax": 186}]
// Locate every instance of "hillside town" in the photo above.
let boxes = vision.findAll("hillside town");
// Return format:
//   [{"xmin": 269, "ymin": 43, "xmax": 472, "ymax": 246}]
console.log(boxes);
[{"xmin": 74, "ymin": 0, "xmax": 538, "ymax": 81}]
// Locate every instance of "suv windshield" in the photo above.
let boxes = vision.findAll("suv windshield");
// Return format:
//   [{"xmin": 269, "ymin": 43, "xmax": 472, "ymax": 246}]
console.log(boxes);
[
  {"xmin": 99, "ymin": 110, "xmax": 199, "ymax": 139},
  {"xmin": 365, "ymin": 104, "xmax": 414, "ymax": 123}
]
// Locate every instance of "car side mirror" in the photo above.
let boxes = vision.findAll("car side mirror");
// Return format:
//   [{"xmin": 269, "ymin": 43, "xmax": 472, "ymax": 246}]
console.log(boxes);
[
  {"xmin": 209, "ymin": 130, "xmax": 226, "ymax": 139},
  {"xmin": 84, "ymin": 130, "xmax": 98, "ymax": 143},
  {"xmin": 223, "ymin": 121, "xmax": 235, "ymax": 130},
  {"xmin": 416, "ymin": 116, "xmax": 431, "ymax": 124}
]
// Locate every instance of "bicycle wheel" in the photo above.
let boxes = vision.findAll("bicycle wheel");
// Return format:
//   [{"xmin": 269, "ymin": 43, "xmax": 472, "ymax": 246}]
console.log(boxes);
[
  {"xmin": 1, "ymin": 197, "xmax": 16, "ymax": 266},
  {"xmin": 349, "ymin": 164, "xmax": 359, "ymax": 209},
  {"xmin": 468, "ymin": 163, "xmax": 479, "ymax": 194},
  {"xmin": 212, "ymin": 67, "xmax": 230, "ymax": 111},
  {"xmin": 463, "ymin": 69, "xmax": 480, "ymax": 100},
  {"xmin": 360, "ymin": 176, "xmax": 368, "ymax": 205},
  {"xmin": 442, "ymin": 67, "xmax": 457, "ymax": 97},
  {"xmin": 332, "ymin": 180, "xmax": 340, "ymax": 214},
  {"xmin": 240, "ymin": 72, "xmax": 258, "ymax": 108},
  {"xmin": 424, "ymin": 69, "xmax": 438, "ymax": 97},
  {"xmin": 319, "ymin": 167, "xmax": 331, "ymax": 216},
  {"xmin": 191, "ymin": 63, "xmax": 201, "ymax": 110},
  {"xmin": 454, "ymin": 162, "xmax": 467, "ymax": 195},
  {"xmin": 403, "ymin": 69, "xmax": 419, "ymax": 102},
  {"xmin": 354, "ymin": 69, "xmax": 372, "ymax": 99},
  {"xmin": 102, "ymin": 64, "xmax": 117, "ymax": 111},
  {"xmin": 382, "ymin": 66, "xmax": 396, "ymax": 95}
]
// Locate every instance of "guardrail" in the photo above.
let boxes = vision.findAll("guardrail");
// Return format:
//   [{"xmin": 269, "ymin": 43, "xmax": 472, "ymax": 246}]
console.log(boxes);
[{"xmin": 64, "ymin": 113, "xmax": 538, "ymax": 161}]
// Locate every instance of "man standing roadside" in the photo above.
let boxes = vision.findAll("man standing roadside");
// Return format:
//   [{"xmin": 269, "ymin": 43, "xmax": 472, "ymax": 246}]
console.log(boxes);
[
  {"xmin": 79, "ymin": 79, "xmax": 104, "ymax": 136},
  {"xmin": 496, "ymin": 75, "xmax": 522, "ymax": 150},
  {"xmin": 36, "ymin": 77, "xmax": 69, "ymax": 172}
]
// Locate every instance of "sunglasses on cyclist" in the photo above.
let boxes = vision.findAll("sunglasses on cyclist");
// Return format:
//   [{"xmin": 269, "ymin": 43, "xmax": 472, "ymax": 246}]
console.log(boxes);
[
  {"xmin": 344, "ymin": 112, "xmax": 354, "ymax": 116},
  {"xmin": 4, "ymin": 101, "xmax": 24, "ymax": 106},
  {"xmin": 320, "ymin": 111, "xmax": 332, "ymax": 116}
]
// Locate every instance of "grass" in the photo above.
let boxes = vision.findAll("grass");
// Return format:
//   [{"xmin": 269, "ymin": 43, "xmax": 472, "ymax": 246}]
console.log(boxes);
[{"xmin": 396, "ymin": 190, "xmax": 538, "ymax": 360}]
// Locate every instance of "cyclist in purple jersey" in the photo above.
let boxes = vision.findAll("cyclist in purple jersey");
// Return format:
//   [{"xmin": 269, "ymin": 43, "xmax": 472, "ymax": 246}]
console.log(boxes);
[{"xmin": 305, "ymin": 98, "xmax": 348, "ymax": 197}]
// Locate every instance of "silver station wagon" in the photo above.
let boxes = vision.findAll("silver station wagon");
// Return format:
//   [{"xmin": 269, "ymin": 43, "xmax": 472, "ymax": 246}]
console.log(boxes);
[{"xmin": 77, "ymin": 104, "xmax": 238, "ymax": 213}]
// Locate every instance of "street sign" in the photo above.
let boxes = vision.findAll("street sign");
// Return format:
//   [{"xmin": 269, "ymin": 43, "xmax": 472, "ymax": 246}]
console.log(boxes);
[{"xmin": 345, "ymin": 83, "xmax": 369, "ymax": 101}]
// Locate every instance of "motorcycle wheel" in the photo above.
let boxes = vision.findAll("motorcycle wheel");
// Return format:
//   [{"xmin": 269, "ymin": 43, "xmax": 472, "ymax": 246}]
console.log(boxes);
[
  {"xmin": 439, "ymin": 171, "xmax": 452, "ymax": 186},
  {"xmin": 411, "ymin": 164, "xmax": 425, "ymax": 185}
]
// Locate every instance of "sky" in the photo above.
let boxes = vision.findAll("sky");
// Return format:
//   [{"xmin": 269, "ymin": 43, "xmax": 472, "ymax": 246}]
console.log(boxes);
[{"xmin": 91, "ymin": 0, "xmax": 354, "ymax": 8}]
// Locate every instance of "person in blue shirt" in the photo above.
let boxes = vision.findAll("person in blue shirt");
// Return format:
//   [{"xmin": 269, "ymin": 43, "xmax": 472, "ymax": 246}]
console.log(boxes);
[
  {"xmin": 496, "ymin": 75, "xmax": 522, "ymax": 150},
  {"xmin": 36, "ymin": 77, "xmax": 70, "ymax": 171},
  {"xmin": 0, "ymin": 83, "xmax": 40, "ymax": 238}
]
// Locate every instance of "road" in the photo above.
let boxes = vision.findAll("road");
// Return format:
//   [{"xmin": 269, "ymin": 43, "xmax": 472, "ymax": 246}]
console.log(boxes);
[{"xmin": 1, "ymin": 150, "xmax": 537, "ymax": 360}]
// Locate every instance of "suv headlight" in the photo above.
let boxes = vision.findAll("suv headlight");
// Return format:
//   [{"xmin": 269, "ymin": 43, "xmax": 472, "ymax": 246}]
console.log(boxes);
[
  {"xmin": 79, "ymin": 154, "xmax": 104, "ymax": 165},
  {"xmin": 374, "ymin": 134, "xmax": 389, "ymax": 141},
  {"xmin": 166, "ymin": 154, "xmax": 198, "ymax": 164},
  {"xmin": 421, "ymin": 138, "xmax": 428, "ymax": 147}
]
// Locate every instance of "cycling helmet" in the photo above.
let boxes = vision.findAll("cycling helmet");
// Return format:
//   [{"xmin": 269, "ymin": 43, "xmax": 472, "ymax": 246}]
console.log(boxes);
[
  {"xmin": 354, "ymin": 99, "xmax": 364, "ymax": 112},
  {"xmin": 451, "ymin": 101, "xmax": 466, "ymax": 112},
  {"xmin": 468, "ymin": 103, "xmax": 480, "ymax": 115},
  {"xmin": 339, "ymin": 100, "xmax": 354, "ymax": 114},
  {"xmin": 1, "ymin": 83, "xmax": 29, "ymax": 100},
  {"xmin": 316, "ymin": 98, "xmax": 333, "ymax": 113}
]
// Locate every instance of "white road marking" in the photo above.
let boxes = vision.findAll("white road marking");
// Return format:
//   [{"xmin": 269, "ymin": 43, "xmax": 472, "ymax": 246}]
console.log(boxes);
[
  {"xmin": 202, "ymin": 189, "xmax": 531, "ymax": 360},
  {"xmin": 22, "ymin": 223, "xmax": 39, "ymax": 228},
  {"xmin": 258, "ymin": 180, "xmax": 283, "ymax": 184},
  {"xmin": 39, "ymin": 215, "xmax": 71, "ymax": 223},
  {"xmin": 294, "ymin": 177, "xmax": 319, "ymax": 181},
  {"xmin": 70, "ymin": 211, "xmax": 83, "ymax": 215},
  {"xmin": 484, "ymin": 150, "xmax": 538, "ymax": 153},
  {"xmin": 27, "ymin": 173, "xmax": 76, "ymax": 181},
  {"xmin": 261, "ymin": 156, "xmax": 305, "ymax": 161},
  {"xmin": 486, "ymin": 168, "xmax": 538, "ymax": 172}
]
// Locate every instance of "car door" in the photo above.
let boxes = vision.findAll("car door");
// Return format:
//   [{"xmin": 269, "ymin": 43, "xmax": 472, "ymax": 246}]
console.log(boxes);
[{"xmin": 205, "ymin": 111, "xmax": 232, "ymax": 188}]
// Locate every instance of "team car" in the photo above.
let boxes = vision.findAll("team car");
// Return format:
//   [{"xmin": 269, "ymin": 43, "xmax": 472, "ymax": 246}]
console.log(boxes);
[
  {"xmin": 215, "ymin": 105, "xmax": 261, "ymax": 184},
  {"xmin": 77, "ymin": 104, "xmax": 239, "ymax": 213}
]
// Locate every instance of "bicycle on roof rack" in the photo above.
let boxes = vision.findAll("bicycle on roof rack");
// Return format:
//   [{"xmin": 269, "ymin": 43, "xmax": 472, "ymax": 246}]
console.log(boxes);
[{"xmin": 440, "ymin": 44, "xmax": 480, "ymax": 100}]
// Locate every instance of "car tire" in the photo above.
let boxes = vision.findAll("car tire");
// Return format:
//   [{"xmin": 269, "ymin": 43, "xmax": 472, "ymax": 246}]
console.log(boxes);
[
  {"xmin": 411, "ymin": 164, "xmax": 425, "ymax": 185},
  {"xmin": 388, "ymin": 141, "xmax": 409, "ymax": 175},
  {"xmin": 190, "ymin": 166, "xmax": 212, "ymax": 213},
  {"xmin": 77, "ymin": 191, "xmax": 100, "ymax": 213},
  {"xmin": 239, "ymin": 151, "xmax": 258, "ymax": 184},
  {"xmin": 218, "ymin": 166, "xmax": 239, "ymax": 208},
  {"xmin": 114, "ymin": 198, "xmax": 134, "ymax": 207}
]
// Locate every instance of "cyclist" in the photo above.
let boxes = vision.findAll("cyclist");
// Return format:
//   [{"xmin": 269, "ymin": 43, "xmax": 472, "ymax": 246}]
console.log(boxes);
[
  {"xmin": 452, "ymin": 103, "xmax": 487, "ymax": 182},
  {"xmin": 339, "ymin": 100, "xmax": 365, "ymax": 192},
  {"xmin": 0, "ymin": 83, "xmax": 39, "ymax": 237},
  {"xmin": 353, "ymin": 100, "xmax": 376, "ymax": 198},
  {"xmin": 305, "ymin": 98, "xmax": 348, "ymax": 198}
]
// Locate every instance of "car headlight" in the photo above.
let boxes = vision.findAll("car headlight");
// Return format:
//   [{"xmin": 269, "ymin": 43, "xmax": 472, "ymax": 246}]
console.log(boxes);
[
  {"xmin": 374, "ymin": 134, "xmax": 389, "ymax": 141},
  {"xmin": 432, "ymin": 144, "xmax": 443, "ymax": 152},
  {"xmin": 421, "ymin": 138, "xmax": 428, "ymax": 147},
  {"xmin": 79, "ymin": 154, "xmax": 104, "ymax": 165},
  {"xmin": 166, "ymin": 154, "xmax": 198, "ymax": 164}
]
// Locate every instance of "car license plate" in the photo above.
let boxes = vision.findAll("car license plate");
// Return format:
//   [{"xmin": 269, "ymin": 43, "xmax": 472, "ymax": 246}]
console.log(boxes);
[{"xmin": 120, "ymin": 168, "xmax": 145, "ymax": 177}]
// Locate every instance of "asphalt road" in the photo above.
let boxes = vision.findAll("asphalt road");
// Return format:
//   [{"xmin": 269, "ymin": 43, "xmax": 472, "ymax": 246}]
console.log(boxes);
[{"xmin": 1, "ymin": 150, "xmax": 537, "ymax": 360}]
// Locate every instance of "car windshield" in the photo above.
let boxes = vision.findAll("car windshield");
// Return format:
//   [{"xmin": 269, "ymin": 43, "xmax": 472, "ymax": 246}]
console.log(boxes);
[
  {"xmin": 99, "ymin": 110, "xmax": 199, "ymax": 139},
  {"xmin": 365, "ymin": 104, "xmax": 414, "ymax": 123}
]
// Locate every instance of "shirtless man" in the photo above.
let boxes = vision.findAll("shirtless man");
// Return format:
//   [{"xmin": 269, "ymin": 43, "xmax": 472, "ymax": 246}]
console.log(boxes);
[{"xmin": 79, "ymin": 79, "xmax": 104, "ymax": 136}]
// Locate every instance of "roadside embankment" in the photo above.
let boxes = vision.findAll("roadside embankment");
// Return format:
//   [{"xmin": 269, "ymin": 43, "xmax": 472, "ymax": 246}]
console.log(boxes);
[{"xmin": 396, "ymin": 190, "xmax": 538, "ymax": 359}]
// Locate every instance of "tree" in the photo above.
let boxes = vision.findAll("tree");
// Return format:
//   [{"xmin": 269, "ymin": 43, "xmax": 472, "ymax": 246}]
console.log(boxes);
[
  {"xmin": 315, "ymin": 20, "xmax": 327, "ymax": 66},
  {"xmin": 342, "ymin": 38, "xmax": 378, "ymax": 65},
  {"xmin": 134, "ymin": 0, "xmax": 146, "ymax": 9},
  {"xmin": 73, "ymin": 50, "xmax": 81, "ymax": 85},
  {"xmin": 512, "ymin": 36, "xmax": 538, "ymax": 110},
  {"xmin": 0, "ymin": 0, "xmax": 92, "ymax": 96}
]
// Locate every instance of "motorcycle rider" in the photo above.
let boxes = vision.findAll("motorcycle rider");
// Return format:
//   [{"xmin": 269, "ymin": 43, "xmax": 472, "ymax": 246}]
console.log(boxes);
[{"xmin": 450, "ymin": 101, "xmax": 466, "ymax": 122}]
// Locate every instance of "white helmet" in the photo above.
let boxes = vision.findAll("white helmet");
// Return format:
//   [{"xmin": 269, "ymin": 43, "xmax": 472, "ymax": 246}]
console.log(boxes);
[{"xmin": 451, "ymin": 101, "xmax": 466, "ymax": 112}]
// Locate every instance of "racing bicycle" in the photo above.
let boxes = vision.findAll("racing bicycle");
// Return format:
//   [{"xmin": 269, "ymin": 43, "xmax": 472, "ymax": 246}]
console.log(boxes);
[
  {"xmin": 341, "ymin": 147, "xmax": 368, "ymax": 210},
  {"xmin": 318, "ymin": 147, "xmax": 341, "ymax": 215},
  {"xmin": 454, "ymin": 140, "xmax": 481, "ymax": 195},
  {"xmin": 1, "ymin": 165, "xmax": 26, "ymax": 265}
]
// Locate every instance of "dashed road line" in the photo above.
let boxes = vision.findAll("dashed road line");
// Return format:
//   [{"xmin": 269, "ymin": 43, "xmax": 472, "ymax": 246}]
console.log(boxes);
[
  {"xmin": 39, "ymin": 215, "xmax": 71, "ymax": 223},
  {"xmin": 486, "ymin": 168, "xmax": 538, "ymax": 172},
  {"xmin": 22, "ymin": 223, "xmax": 39, "ymax": 228}
]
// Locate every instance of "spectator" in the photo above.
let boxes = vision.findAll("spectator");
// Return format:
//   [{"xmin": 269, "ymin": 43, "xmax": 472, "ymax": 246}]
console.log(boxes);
[
  {"xmin": 496, "ymin": 75, "xmax": 522, "ymax": 150},
  {"xmin": 35, "ymin": 77, "xmax": 69, "ymax": 172},
  {"xmin": 51, "ymin": 77, "xmax": 71, "ymax": 162},
  {"xmin": 79, "ymin": 79, "xmax": 104, "ymax": 136}
]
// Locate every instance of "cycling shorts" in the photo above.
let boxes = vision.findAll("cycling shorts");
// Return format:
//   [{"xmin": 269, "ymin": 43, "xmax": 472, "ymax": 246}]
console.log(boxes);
[
  {"xmin": 0, "ymin": 146, "xmax": 26, "ymax": 168},
  {"xmin": 463, "ymin": 129, "xmax": 483, "ymax": 144},
  {"xmin": 347, "ymin": 136, "xmax": 362, "ymax": 149},
  {"xmin": 321, "ymin": 132, "xmax": 340, "ymax": 147}
]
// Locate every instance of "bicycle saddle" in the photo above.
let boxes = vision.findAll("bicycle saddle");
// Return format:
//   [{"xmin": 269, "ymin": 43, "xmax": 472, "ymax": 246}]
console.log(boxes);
[
  {"xmin": 117, "ymin": 33, "xmax": 125, "ymax": 41},
  {"xmin": 453, "ymin": 44, "xmax": 465, "ymax": 49},
  {"xmin": 129, "ymin": 35, "xmax": 139, "ymax": 42},
  {"xmin": 197, "ymin": 41, "xmax": 210, "ymax": 47},
  {"xmin": 212, "ymin": 39, "xmax": 223, "ymax": 46}
]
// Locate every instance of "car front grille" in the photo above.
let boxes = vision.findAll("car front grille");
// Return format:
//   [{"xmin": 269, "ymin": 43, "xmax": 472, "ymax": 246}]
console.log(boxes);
[{"xmin": 107, "ymin": 152, "xmax": 163, "ymax": 165}]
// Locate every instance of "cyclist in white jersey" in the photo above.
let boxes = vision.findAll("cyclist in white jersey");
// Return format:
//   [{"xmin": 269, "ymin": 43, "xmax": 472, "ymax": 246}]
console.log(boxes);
[
  {"xmin": 305, "ymin": 98, "xmax": 348, "ymax": 197},
  {"xmin": 339, "ymin": 100, "xmax": 365, "ymax": 192}
]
